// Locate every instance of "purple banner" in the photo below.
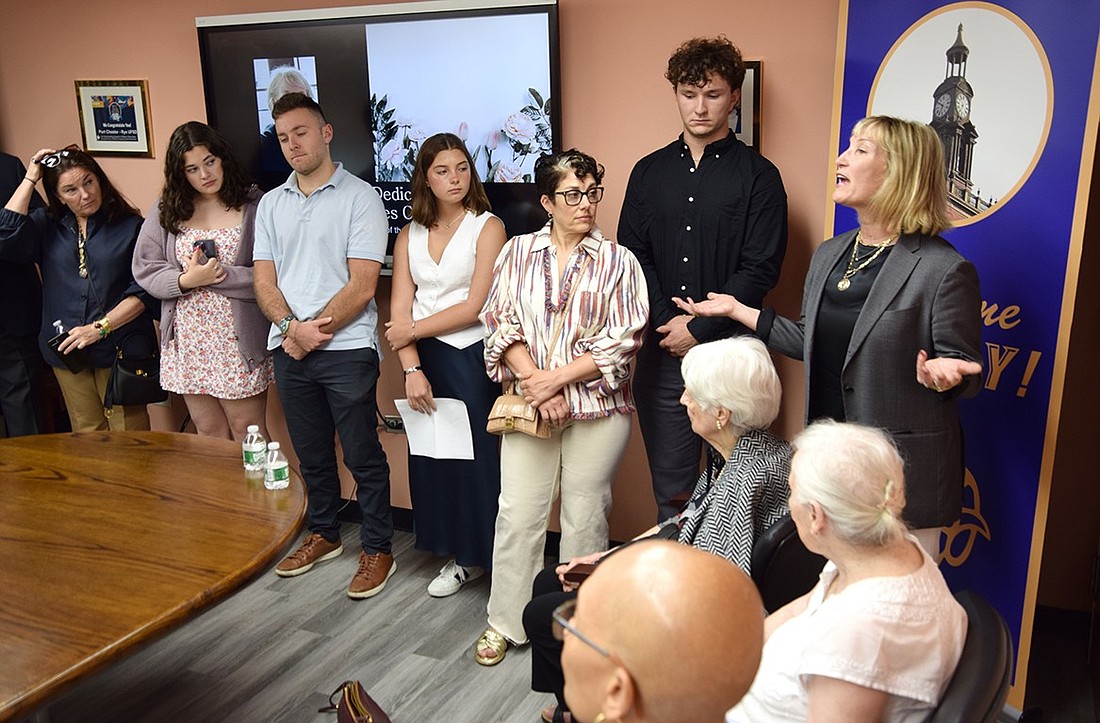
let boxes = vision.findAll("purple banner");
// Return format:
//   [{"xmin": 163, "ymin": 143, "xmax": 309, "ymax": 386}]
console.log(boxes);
[{"xmin": 835, "ymin": 0, "xmax": 1100, "ymax": 702}]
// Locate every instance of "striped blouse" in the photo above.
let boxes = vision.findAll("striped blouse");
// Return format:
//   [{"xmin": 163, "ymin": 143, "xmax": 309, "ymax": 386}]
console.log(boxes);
[{"xmin": 480, "ymin": 223, "xmax": 649, "ymax": 420}]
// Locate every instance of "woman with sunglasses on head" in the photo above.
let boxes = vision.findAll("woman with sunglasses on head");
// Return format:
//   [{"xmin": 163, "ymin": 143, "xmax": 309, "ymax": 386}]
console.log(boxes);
[
  {"xmin": 385, "ymin": 133, "xmax": 506, "ymax": 597},
  {"xmin": 0, "ymin": 146, "xmax": 154, "ymax": 431},
  {"xmin": 132, "ymin": 122, "xmax": 272, "ymax": 440},
  {"xmin": 473, "ymin": 148, "xmax": 649, "ymax": 667}
]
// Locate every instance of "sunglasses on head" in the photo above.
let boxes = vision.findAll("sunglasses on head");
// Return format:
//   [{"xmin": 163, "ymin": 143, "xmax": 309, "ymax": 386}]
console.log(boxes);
[{"xmin": 35, "ymin": 145, "xmax": 81, "ymax": 168}]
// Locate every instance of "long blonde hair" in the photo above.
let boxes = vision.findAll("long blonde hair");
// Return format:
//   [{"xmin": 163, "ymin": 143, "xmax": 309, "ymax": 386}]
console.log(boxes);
[{"xmin": 854, "ymin": 116, "xmax": 950, "ymax": 236}]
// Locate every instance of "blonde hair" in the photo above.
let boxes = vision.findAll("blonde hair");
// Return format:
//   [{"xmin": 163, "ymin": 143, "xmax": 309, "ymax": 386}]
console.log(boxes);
[
  {"xmin": 680, "ymin": 337, "xmax": 781, "ymax": 433},
  {"xmin": 790, "ymin": 420, "xmax": 908, "ymax": 547},
  {"xmin": 853, "ymin": 116, "xmax": 951, "ymax": 236}
]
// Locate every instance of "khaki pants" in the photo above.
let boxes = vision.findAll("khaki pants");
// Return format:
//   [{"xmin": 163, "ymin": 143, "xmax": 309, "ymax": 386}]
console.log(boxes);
[
  {"xmin": 52, "ymin": 366, "xmax": 151, "ymax": 432},
  {"xmin": 486, "ymin": 413, "xmax": 632, "ymax": 643}
]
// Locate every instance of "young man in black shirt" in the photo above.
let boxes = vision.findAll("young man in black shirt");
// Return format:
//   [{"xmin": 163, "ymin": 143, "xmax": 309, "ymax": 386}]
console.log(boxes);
[{"xmin": 619, "ymin": 37, "xmax": 788, "ymax": 520}]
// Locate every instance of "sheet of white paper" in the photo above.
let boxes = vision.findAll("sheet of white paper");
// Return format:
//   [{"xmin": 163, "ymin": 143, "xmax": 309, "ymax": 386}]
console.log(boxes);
[{"xmin": 395, "ymin": 398, "xmax": 475, "ymax": 460}]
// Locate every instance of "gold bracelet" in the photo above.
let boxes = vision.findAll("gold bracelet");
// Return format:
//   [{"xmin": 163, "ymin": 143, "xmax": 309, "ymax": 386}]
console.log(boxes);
[{"xmin": 94, "ymin": 316, "xmax": 112, "ymax": 338}]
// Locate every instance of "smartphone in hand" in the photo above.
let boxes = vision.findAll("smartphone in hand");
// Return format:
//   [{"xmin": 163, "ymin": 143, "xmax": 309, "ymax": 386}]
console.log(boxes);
[{"xmin": 193, "ymin": 238, "xmax": 217, "ymax": 261}]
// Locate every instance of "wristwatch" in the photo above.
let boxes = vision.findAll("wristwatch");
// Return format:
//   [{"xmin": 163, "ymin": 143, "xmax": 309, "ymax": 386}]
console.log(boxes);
[{"xmin": 277, "ymin": 314, "xmax": 296, "ymax": 336}]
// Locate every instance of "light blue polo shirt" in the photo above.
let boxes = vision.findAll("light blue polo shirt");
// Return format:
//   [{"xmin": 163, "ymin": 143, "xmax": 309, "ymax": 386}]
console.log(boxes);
[{"xmin": 253, "ymin": 163, "xmax": 387, "ymax": 352}]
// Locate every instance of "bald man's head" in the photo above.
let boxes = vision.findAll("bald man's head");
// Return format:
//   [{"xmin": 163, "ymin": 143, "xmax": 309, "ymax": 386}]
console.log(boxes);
[{"xmin": 561, "ymin": 540, "xmax": 764, "ymax": 723}]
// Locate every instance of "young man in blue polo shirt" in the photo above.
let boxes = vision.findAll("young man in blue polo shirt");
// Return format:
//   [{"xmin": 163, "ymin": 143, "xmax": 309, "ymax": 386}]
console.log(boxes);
[{"xmin": 253, "ymin": 92, "xmax": 395, "ymax": 599}]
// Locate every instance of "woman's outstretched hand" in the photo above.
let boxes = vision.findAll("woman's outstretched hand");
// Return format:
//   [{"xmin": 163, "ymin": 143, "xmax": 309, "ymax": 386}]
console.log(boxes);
[
  {"xmin": 916, "ymin": 349, "xmax": 982, "ymax": 392},
  {"xmin": 672, "ymin": 292, "xmax": 739, "ymax": 319}
]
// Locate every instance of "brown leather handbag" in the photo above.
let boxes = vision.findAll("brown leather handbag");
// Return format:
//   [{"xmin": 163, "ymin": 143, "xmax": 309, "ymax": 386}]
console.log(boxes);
[{"xmin": 319, "ymin": 680, "xmax": 391, "ymax": 723}]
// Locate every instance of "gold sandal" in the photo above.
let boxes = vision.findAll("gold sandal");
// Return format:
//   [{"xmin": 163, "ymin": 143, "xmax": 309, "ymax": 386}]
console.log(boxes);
[{"xmin": 475, "ymin": 627, "xmax": 508, "ymax": 666}]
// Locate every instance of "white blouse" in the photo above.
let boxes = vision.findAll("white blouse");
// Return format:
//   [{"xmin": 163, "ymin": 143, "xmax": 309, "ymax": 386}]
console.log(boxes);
[
  {"xmin": 728, "ymin": 538, "xmax": 967, "ymax": 723},
  {"xmin": 408, "ymin": 210, "xmax": 495, "ymax": 349}
]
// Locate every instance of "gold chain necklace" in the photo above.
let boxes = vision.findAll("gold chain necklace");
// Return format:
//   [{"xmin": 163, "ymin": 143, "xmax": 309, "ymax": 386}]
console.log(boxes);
[
  {"xmin": 837, "ymin": 230, "xmax": 894, "ymax": 291},
  {"xmin": 77, "ymin": 224, "xmax": 88, "ymax": 278},
  {"xmin": 438, "ymin": 210, "xmax": 466, "ymax": 230}
]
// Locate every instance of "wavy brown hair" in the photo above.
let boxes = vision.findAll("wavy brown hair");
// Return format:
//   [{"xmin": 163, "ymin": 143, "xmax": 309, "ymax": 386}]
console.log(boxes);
[
  {"xmin": 665, "ymin": 36, "xmax": 745, "ymax": 91},
  {"xmin": 410, "ymin": 133, "xmax": 491, "ymax": 227},
  {"xmin": 159, "ymin": 122, "xmax": 253, "ymax": 235},
  {"xmin": 42, "ymin": 148, "xmax": 139, "ymax": 224}
]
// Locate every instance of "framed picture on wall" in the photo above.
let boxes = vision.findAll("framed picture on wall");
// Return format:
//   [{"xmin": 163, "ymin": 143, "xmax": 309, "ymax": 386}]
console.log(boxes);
[
  {"xmin": 732, "ymin": 60, "xmax": 762, "ymax": 151},
  {"xmin": 74, "ymin": 80, "xmax": 154, "ymax": 157}
]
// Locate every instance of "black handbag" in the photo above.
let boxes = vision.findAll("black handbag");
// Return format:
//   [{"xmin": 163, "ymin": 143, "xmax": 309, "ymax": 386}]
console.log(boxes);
[
  {"xmin": 103, "ymin": 329, "xmax": 168, "ymax": 410},
  {"xmin": 83, "ymin": 259, "xmax": 167, "ymax": 411}
]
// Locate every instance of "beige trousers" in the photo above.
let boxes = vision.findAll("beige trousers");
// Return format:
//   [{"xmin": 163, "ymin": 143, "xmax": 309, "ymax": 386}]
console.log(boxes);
[
  {"xmin": 52, "ymin": 366, "xmax": 151, "ymax": 432},
  {"xmin": 486, "ymin": 413, "xmax": 632, "ymax": 643}
]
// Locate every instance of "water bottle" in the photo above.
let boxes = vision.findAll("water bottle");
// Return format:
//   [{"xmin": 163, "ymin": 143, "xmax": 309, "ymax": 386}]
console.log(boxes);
[
  {"xmin": 264, "ymin": 441, "xmax": 290, "ymax": 490},
  {"xmin": 242, "ymin": 424, "xmax": 267, "ymax": 472}
]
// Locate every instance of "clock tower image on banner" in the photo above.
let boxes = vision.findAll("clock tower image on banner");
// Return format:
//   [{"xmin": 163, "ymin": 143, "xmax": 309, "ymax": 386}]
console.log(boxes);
[{"xmin": 930, "ymin": 24, "xmax": 993, "ymax": 217}]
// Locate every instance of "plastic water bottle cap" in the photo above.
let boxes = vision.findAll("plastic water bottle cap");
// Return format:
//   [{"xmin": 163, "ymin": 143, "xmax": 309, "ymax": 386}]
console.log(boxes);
[
  {"xmin": 247, "ymin": 425, "xmax": 259, "ymax": 433},
  {"xmin": 268, "ymin": 442, "xmax": 280, "ymax": 450}
]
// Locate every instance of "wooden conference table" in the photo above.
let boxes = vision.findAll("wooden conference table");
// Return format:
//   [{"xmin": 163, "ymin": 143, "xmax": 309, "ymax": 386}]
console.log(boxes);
[{"xmin": 0, "ymin": 431, "xmax": 306, "ymax": 722}]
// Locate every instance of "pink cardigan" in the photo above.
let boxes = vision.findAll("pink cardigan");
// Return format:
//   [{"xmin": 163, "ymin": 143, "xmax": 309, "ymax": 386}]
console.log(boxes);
[{"xmin": 131, "ymin": 189, "xmax": 271, "ymax": 371}]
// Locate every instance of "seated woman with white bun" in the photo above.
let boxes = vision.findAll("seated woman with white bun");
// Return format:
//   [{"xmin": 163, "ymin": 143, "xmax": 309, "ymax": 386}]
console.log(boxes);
[{"xmin": 728, "ymin": 420, "xmax": 966, "ymax": 723}]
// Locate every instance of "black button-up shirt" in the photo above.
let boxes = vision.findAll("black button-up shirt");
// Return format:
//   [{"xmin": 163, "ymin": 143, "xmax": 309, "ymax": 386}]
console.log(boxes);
[{"xmin": 618, "ymin": 132, "xmax": 788, "ymax": 342}]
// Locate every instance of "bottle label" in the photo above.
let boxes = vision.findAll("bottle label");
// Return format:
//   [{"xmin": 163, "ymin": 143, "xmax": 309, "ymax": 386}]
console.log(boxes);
[
  {"xmin": 243, "ymin": 448, "xmax": 265, "ymax": 465},
  {"xmin": 271, "ymin": 464, "xmax": 289, "ymax": 481}
]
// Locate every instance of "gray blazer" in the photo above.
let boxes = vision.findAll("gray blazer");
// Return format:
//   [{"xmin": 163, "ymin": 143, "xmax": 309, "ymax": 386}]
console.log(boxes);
[{"xmin": 766, "ymin": 229, "xmax": 982, "ymax": 528}]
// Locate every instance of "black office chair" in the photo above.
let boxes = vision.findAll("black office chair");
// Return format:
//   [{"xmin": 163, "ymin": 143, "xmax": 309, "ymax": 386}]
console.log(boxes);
[
  {"xmin": 928, "ymin": 590, "xmax": 1014, "ymax": 723},
  {"xmin": 750, "ymin": 513, "xmax": 827, "ymax": 613}
]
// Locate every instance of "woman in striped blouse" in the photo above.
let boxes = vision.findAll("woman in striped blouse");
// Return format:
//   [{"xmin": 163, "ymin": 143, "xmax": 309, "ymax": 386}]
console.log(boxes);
[{"xmin": 474, "ymin": 148, "xmax": 649, "ymax": 666}]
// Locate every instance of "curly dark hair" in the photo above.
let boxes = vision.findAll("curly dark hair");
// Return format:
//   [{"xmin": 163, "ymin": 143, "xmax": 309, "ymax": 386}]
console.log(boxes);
[
  {"xmin": 159, "ymin": 122, "xmax": 254, "ymax": 235},
  {"xmin": 665, "ymin": 36, "xmax": 745, "ymax": 90},
  {"xmin": 42, "ymin": 148, "xmax": 140, "ymax": 224},
  {"xmin": 534, "ymin": 148, "xmax": 605, "ymax": 199}
]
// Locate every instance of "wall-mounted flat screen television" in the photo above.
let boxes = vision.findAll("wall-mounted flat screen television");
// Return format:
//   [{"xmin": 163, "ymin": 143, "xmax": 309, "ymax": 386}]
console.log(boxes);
[{"xmin": 196, "ymin": 0, "xmax": 561, "ymax": 264}]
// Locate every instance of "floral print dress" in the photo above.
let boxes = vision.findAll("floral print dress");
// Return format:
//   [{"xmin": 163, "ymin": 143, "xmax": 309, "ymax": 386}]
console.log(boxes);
[{"xmin": 159, "ymin": 226, "xmax": 273, "ymax": 398}]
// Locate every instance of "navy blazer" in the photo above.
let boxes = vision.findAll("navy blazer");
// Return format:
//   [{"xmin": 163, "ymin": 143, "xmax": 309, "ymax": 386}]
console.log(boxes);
[{"xmin": 765, "ymin": 229, "xmax": 982, "ymax": 528}]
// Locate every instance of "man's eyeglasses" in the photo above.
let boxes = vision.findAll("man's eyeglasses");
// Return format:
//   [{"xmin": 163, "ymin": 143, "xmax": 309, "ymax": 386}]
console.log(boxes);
[
  {"xmin": 551, "ymin": 599, "xmax": 628, "ymax": 671},
  {"xmin": 554, "ymin": 187, "xmax": 604, "ymax": 206},
  {"xmin": 35, "ymin": 145, "xmax": 80, "ymax": 168}
]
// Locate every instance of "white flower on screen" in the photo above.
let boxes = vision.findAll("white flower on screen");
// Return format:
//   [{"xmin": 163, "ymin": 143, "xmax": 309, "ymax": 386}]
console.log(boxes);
[
  {"xmin": 408, "ymin": 125, "xmax": 428, "ymax": 143},
  {"xmin": 457, "ymin": 122, "xmax": 469, "ymax": 141},
  {"xmin": 380, "ymin": 139, "xmax": 404, "ymax": 167},
  {"xmin": 486, "ymin": 130, "xmax": 501, "ymax": 151},
  {"xmin": 494, "ymin": 161, "xmax": 524, "ymax": 183},
  {"xmin": 503, "ymin": 113, "xmax": 536, "ymax": 146}
]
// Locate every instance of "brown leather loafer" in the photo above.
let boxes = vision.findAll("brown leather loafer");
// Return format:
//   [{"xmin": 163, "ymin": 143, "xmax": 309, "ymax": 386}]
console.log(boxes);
[
  {"xmin": 274, "ymin": 533, "xmax": 342, "ymax": 577},
  {"xmin": 347, "ymin": 551, "xmax": 396, "ymax": 599}
]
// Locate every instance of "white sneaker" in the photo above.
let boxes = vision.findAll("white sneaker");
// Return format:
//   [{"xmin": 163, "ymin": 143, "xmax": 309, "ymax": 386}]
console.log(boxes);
[{"xmin": 427, "ymin": 560, "xmax": 483, "ymax": 597}]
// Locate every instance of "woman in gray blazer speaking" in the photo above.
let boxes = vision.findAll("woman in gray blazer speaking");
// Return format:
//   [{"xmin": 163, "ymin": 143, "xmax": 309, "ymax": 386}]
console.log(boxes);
[{"xmin": 675, "ymin": 116, "xmax": 982, "ymax": 552}]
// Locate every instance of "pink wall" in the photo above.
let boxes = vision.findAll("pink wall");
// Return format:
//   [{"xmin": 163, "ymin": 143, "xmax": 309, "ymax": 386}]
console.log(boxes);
[{"xmin": 0, "ymin": 0, "xmax": 840, "ymax": 538}]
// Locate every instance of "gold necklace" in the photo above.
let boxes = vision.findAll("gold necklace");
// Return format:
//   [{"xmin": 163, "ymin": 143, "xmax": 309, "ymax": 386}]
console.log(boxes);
[
  {"xmin": 837, "ymin": 230, "xmax": 894, "ymax": 291},
  {"xmin": 438, "ymin": 210, "xmax": 466, "ymax": 230},
  {"xmin": 77, "ymin": 224, "xmax": 88, "ymax": 278}
]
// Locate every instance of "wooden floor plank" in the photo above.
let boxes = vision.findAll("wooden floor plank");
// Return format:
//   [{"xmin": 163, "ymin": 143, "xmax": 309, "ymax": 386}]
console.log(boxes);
[{"xmin": 43, "ymin": 525, "xmax": 554, "ymax": 722}]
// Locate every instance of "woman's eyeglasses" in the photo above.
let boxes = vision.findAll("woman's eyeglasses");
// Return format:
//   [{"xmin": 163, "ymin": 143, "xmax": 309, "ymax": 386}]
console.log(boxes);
[
  {"xmin": 554, "ymin": 187, "xmax": 604, "ymax": 206},
  {"xmin": 35, "ymin": 145, "xmax": 81, "ymax": 168}
]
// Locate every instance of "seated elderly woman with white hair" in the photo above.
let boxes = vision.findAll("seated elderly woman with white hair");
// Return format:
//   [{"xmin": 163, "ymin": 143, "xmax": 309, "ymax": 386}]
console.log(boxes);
[
  {"xmin": 728, "ymin": 421, "xmax": 967, "ymax": 723},
  {"xmin": 526, "ymin": 336, "xmax": 792, "ymax": 723}
]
